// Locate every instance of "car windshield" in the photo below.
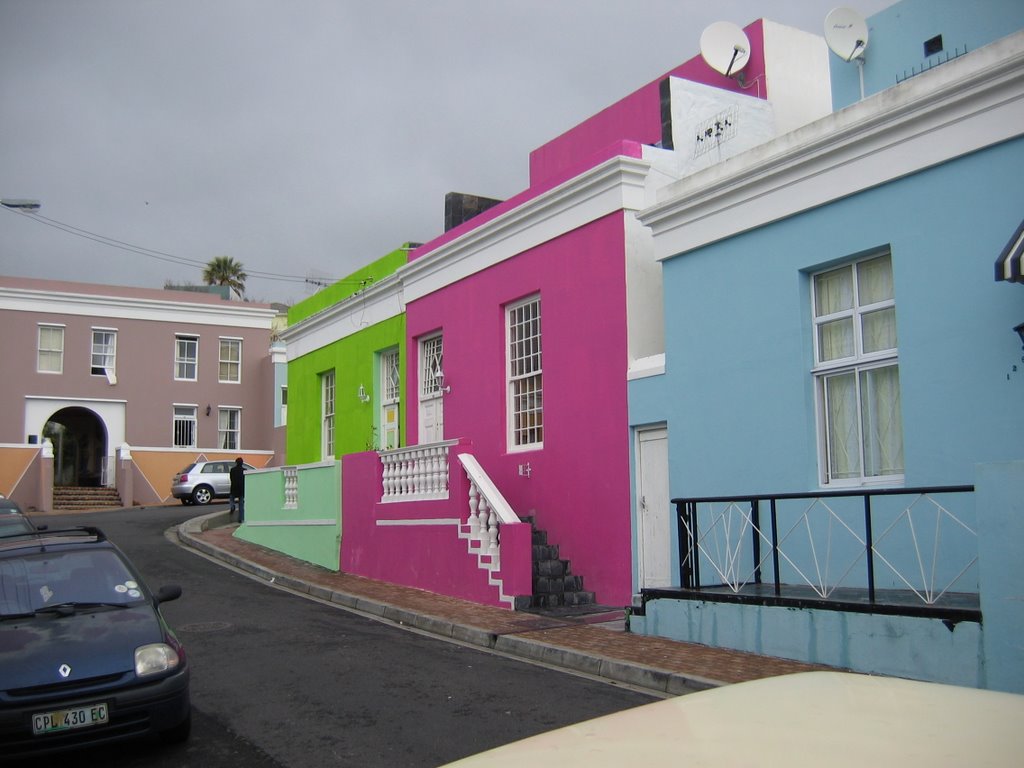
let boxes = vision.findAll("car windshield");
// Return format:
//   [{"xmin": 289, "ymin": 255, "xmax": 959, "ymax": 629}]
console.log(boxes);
[{"xmin": 0, "ymin": 549, "xmax": 145, "ymax": 616}]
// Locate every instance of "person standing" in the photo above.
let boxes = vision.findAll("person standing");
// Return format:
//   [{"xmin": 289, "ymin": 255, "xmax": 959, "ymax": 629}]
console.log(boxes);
[{"xmin": 229, "ymin": 458, "xmax": 245, "ymax": 522}]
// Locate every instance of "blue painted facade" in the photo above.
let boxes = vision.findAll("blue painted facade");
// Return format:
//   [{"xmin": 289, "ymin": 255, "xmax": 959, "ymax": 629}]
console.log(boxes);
[
  {"xmin": 628, "ymin": 0, "xmax": 1024, "ymax": 691},
  {"xmin": 830, "ymin": 0, "xmax": 1024, "ymax": 109}
]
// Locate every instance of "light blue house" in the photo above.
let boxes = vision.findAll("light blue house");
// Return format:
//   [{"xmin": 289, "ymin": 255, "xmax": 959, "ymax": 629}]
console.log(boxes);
[{"xmin": 627, "ymin": 0, "xmax": 1024, "ymax": 693}]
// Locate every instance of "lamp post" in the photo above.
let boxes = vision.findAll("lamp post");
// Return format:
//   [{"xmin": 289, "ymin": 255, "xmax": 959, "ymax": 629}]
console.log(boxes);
[{"xmin": 0, "ymin": 199, "xmax": 41, "ymax": 211}]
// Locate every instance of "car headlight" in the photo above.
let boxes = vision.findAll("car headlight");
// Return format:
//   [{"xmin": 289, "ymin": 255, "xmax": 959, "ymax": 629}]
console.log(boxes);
[{"xmin": 135, "ymin": 643, "xmax": 181, "ymax": 677}]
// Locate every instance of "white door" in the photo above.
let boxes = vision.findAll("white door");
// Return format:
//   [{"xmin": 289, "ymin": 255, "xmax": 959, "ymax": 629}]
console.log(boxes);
[
  {"xmin": 418, "ymin": 334, "xmax": 444, "ymax": 444},
  {"xmin": 636, "ymin": 426, "xmax": 671, "ymax": 588}
]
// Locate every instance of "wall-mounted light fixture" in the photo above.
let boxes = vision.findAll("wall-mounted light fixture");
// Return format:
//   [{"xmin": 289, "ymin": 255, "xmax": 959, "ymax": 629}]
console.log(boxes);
[
  {"xmin": 433, "ymin": 365, "xmax": 451, "ymax": 394},
  {"xmin": 357, "ymin": 385, "xmax": 370, "ymax": 403},
  {"xmin": 205, "ymin": 404, "xmax": 212, "ymax": 417},
  {"xmin": 1014, "ymin": 322, "xmax": 1024, "ymax": 351}
]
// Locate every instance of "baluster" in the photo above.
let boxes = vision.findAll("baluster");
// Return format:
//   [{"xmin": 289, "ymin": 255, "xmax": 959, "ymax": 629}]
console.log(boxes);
[
  {"xmin": 467, "ymin": 482, "xmax": 480, "ymax": 536},
  {"xmin": 486, "ymin": 505, "xmax": 500, "ymax": 565}
]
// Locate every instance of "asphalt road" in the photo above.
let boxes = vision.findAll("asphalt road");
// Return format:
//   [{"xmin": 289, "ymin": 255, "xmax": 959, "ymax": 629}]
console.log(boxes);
[{"xmin": 23, "ymin": 506, "xmax": 656, "ymax": 767}]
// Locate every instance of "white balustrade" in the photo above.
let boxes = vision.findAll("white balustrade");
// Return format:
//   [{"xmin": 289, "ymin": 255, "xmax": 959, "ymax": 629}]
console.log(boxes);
[
  {"xmin": 379, "ymin": 442, "xmax": 454, "ymax": 501},
  {"xmin": 283, "ymin": 466, "xmax": 299, "ymax": 509}
]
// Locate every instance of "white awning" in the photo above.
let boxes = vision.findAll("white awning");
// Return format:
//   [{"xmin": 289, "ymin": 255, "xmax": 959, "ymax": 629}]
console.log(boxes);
[{"xmin": 996, "ymin": 219, "xmax": 1024, "ymax": 283}]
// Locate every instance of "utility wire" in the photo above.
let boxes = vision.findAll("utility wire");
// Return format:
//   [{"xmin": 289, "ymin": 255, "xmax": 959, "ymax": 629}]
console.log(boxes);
[{"xmin": 1, "ymin": 205, "xmax": 348, "ymax": 285}]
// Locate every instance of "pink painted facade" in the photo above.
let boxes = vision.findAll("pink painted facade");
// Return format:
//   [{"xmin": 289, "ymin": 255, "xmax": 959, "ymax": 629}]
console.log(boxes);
[
  {"xmin": 297, "ymin": 17, "xmax": 832, "ymax": 608},
  {"xmin": 528, "ymin": 20, "xmax": 767, "ymax": 186}
]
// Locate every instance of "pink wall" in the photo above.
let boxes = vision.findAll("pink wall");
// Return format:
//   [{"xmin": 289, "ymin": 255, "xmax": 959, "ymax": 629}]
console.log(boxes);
[
  {"xmin": 529, "ymin": 20, "xmax": 767, "ymax": 186},
  {"xmin": 405, "ymin": 212, "xmax": 634, "ymax": 606},
  {"xmin": 341, "ymin": 450, "xmax": 532, "ymax": 608}
]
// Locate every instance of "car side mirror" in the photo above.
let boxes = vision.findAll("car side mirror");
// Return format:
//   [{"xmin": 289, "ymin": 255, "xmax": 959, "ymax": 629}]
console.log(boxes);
[{"xmin": 154, "ymin": 585, "xmax": 182, "ymax": 604}]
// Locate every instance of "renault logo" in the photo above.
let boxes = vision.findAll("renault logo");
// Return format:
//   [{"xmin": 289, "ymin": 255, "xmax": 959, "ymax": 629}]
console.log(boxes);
[{"xmin": 58, "ymin": 664, "xmax": 72, "ymax": 678}]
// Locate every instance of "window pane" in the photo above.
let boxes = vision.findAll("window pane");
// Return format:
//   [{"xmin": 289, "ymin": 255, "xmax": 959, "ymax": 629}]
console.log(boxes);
[
  {"xmin": 814, "ymin": 267, "xmax": 853, "ymax": 317},
  {"xmin": 824, "ymin": 372, "xmax": 860, "ymax": 480},
  {"xmin": 857, "ymin": 255, "xmax": 893, "ymax": 306},
  {"xmin": 860, "ymin": 366, "xmax": 904, "ymax": 477},
  {"xmin": 817, "ymin": 318, "xmax": 854, "ymax": 362},
  {"xmin": 861, "ymin": 307, "xmax": 897, "ymax": 354}
]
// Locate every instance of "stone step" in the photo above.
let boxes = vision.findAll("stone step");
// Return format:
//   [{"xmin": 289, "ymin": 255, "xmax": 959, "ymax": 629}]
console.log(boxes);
[{"xmin": 53, "ymin": 487, "xmax": 123, "ymax": 510}]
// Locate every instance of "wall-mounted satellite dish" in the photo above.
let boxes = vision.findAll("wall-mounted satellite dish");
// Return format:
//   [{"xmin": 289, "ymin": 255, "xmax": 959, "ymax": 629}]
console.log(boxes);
[
  {"xmin": 700, "ymin": 21, "xmax": 751, "ymax": 80},
  {"xmin": 824, "ymin": 7, "xmax": 869, "ymax": 62}
]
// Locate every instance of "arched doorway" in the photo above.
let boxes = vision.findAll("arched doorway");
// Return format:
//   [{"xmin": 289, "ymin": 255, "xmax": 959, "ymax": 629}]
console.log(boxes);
[{"xmin": 44, "ymin": 407, "xmax": 108, "ymax": 488}]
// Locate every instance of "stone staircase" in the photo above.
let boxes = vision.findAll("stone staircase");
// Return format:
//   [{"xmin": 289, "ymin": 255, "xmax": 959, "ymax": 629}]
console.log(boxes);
[
  {"xmin": 53, "ymin": 486, "xmax": 124, "ymax": 511},
  {"xmin": 524, "ymin": 517, "xmax": 596, "ymax": 610}
]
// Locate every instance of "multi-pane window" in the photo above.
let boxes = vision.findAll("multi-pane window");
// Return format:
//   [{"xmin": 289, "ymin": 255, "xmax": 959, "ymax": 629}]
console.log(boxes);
[
  {"xmin": 218, "ymin": 408, "xmax": 240, "ymax": 450},
  {"xmin": 507, "ymin": 296, "xmax": 543, "ymax": 449},
  {"xmin": 37, "ymin": 325, "xmax": 64, "ymax": 373},
  {"xmin": 322, "ymin": 371, "xmax": 336, "ymax": 459},
  {"xmin": 420, "ymin": 335, "xmax": 443, "ymax": 397},
  {"xmin": 381, "ymin": 349, "xmax": 400, "ymax": 404},
  {"xmin": 173, "ymin": 405, "xmax": 197, "ymax": 448},
  {"xmin": 219, "ymin": 338, "xmax": 242, "ymax": 383},
  {"xmin": 175, "ymin": 335, "xmax": 199, "ymax": 381},
  {"xmin": 91, "ymin": 329, "xmax": 117, "ymax": 377},
  {"xmin": 812, "ymin": 253, "xmax": 903, "ymax": 485}
]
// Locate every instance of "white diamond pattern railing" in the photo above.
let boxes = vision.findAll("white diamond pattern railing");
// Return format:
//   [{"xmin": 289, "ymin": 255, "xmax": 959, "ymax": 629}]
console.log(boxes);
[{"xmin": 677, "ymin": 486, "xmax": 977, "ymax": 611}]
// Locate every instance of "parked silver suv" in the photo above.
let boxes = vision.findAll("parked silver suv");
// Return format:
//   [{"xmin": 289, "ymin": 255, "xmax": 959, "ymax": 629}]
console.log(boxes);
[{"xmin": 170, "ymin": 460, "xmax": 254, "ymax": 505}]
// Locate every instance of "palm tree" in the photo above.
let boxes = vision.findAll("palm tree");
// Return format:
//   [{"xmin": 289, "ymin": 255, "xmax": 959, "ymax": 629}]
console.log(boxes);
[{"xmin": 202, "ymin": 256, "xmax": 247, "ymax": 299}]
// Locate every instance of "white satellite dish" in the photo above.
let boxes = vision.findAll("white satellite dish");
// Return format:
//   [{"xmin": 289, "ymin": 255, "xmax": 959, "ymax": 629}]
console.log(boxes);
[
  {"xmin": 699, "ymin": 21, "xmax": 751, "ymax": 79},
  {"xmin": 824, "ymin": 7, "xmax": 869, "ymax": 62}
]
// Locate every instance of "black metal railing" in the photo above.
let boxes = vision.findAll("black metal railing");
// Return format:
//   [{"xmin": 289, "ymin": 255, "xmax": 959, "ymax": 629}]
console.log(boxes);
[{"xmin": 650, "ymin": 485, "xmax": 979, "ymax": 623}]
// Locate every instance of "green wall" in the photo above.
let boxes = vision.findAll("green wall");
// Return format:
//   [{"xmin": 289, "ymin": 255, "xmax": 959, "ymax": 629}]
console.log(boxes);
[
  {"xmin": 286, "ymin": 314, "xmax": 406, "ymax": 464},
  {"xmin": 233, "ymin": 463, "xmax": 341, "ymax": 570},
  {"xmin": 285, "ymin": 246, "xmax": 411, "ymax": 464},
  {"xmin": 288, "ymin": 246, "xmax": 409, "ymax": 325}
]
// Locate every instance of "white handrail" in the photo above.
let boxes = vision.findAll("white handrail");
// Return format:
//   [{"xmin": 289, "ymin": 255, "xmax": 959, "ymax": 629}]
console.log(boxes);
[{"xmin": 457, "ymin": 453, "xmax": 521, "ymax": 524}]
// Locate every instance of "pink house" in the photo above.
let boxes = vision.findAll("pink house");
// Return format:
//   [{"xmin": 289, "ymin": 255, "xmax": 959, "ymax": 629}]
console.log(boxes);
[{"xmin": 309, "ymin": 19, "xmax": 833, "ymax": 608}]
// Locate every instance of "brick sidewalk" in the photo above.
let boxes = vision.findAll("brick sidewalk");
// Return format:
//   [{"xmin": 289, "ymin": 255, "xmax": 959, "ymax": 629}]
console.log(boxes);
[{"xmin": 186, "ymin": 523, "xmax": 833, "ymax": 692}]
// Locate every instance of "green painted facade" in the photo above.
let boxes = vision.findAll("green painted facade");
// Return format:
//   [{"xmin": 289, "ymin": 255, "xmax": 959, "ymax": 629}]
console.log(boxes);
[
  {"xmin": 288, "ymin": 246, "xmax": 409, "ymax": 325},
  {"xmin": 285, "ymin": 247, "xmax": 410, "ymax": 465},
  {"xmin": 234, "ymin": 462, "xmax": 341, "ymax": 570}
]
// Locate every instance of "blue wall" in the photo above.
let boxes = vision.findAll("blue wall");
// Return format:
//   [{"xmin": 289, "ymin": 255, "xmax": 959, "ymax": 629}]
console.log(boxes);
[
  {"xmin": 634, "ymin": 137, "xmax": 1024, "ymax": 502},
  {"xmin": 831, "ymin": 0, "xmax": 1024, "ymax": 109}
]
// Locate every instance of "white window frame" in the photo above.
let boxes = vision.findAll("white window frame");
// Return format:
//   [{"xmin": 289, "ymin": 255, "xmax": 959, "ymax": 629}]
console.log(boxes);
[
  {"xmin": 175, "ymin": 335, "xmax": 199, "ymax": 381},
  {"xmin": 173, "ymin": 405, "xmax": 198, "ymax": 448},
  {"xmin": 91, "ymin": 327, "xmax": 117, "ymax": 380},
  {"xmin": 37, "ymin": 324, "xmax": 65, "ymax": 374},
  {"xmin": 419, "ymin": 335, "xmax": 444, "ymax": 398},
  {"xmin": 219, "ymin": 337, "xmax": 242, "ymax": 383},
  {"xmin": 506, "ymin": 295, "xmax": 543, "ymax": 451},
  {"xmin": 321, "ymin": 370, "xmax": 336, "ymax": 459},
  {"xmin": 811, "ymin": 253, "xmax": 903, "ymax": 487},
  {"xmin": 381, "ymin": 348, "xmax": 400, "ymax": 405},
  {"xmin": 218, "ymin": 407, "xmax": 241, "ymax": 450}
]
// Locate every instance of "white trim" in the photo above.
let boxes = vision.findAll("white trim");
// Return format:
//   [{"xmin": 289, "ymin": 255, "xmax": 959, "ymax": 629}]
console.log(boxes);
[
  {"xmin": 402, "ymin": 155, "xmax": 651, "ymax": 303},
  {"xmin": 280, "ymin": 273, "xmax": 405, "ymax": 360},
  {"xmin": 1, "ymin": 286, "xmax": 276, "ymax": 328},
  {"xmin": 628, "ymin": 353, "xmax": 666, "ymax": 379},
  {"xmin": 26, "ymin": 395, "xmax": 128, "ymax": 404},
  {"xmin": 639, "ymin": 30, "xmax": 1024, "ymax": 260},
  {"xmin": 376, "ymin": 518, "xmax": 461, "ymax": 526},
  {"xmin": 244, "ymin": 519, "xmax": 336, "ymax": 527},
  {"xmin": 281, "ymin": 156, "xmax": 653, "ymax": 358}
]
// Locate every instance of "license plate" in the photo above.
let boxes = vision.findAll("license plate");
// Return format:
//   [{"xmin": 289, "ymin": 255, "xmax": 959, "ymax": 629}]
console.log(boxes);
[{"xmin": 32, "ymin": 703, "xmax": 108, "ymax": 735}]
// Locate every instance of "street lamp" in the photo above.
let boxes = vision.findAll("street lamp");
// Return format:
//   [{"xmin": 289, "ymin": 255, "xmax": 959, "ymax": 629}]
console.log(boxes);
[{"xmin": 0, "ymin": 199, "xmax": 41, "ymax": 211}]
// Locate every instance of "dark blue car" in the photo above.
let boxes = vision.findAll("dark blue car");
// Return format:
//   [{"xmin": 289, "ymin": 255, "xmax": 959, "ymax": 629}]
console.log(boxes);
[{"xmin": 0, "ymin": 527, "xmax": 190, "ymax": 758}]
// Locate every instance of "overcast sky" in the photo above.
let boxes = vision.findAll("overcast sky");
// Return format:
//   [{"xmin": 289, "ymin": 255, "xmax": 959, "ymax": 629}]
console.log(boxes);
[{"xmin": 0, "ymin": 0, "xmax": 893, "ymax": 306}]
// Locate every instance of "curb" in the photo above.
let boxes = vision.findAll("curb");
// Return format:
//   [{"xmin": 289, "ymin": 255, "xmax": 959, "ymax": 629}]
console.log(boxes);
[{"xmin": 176, "ymin": 513, "xmax": 718, "ymax": 696}]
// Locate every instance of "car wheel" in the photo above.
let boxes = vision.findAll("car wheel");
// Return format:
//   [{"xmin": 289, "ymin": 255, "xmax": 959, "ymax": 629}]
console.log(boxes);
[
  {"xmin": 191, "ymin": 486, "xmax": 213, "ymax": 505},
  {"xmin": 160, "ymin": 711, "xmax": 192, "ymax": 744}
]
